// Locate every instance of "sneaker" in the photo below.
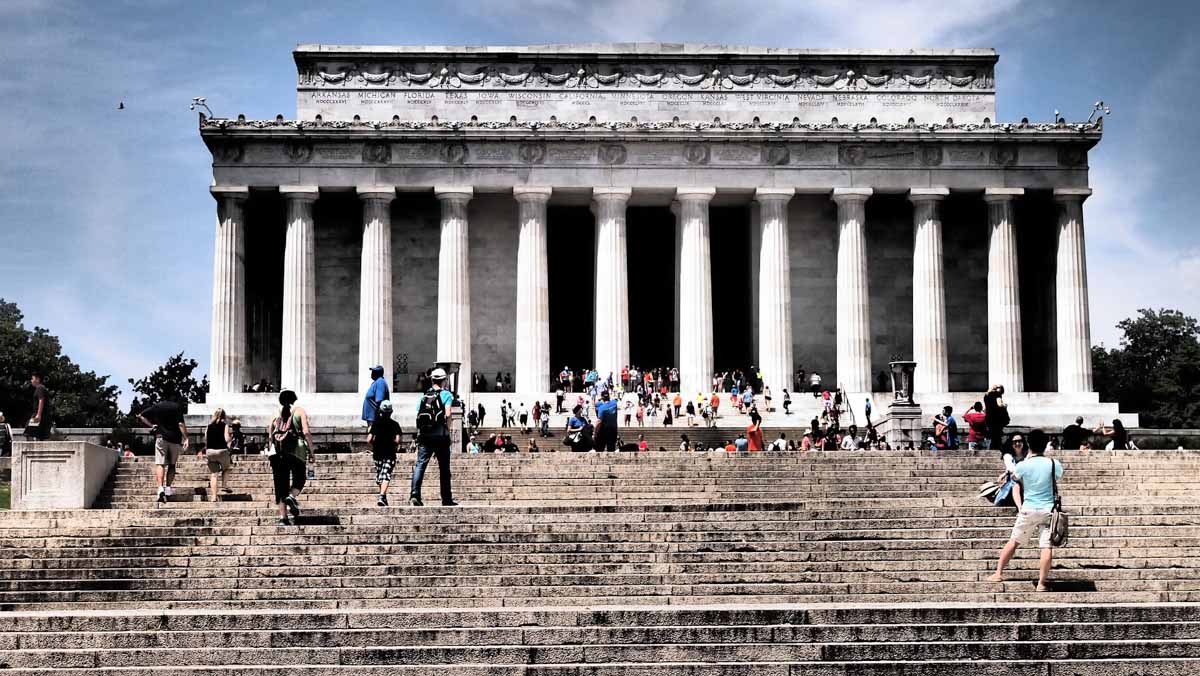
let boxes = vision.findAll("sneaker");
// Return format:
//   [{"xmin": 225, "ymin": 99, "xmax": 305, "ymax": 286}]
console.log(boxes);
[
  {"xmin": 284, "ymin": 495, "xmax": 300, "ymax": 518},
  {"xmin": 164, "ymin": 486, "xmax": 174, "ymax": 497},
  {"xmin": 377, "ymin": 494, "xmax": 388, "ymax": 507},
  {"xmin": 156, "ymin": 491, "xmax": 167, "ymax": 504},
  {"xmin": 409, "ymin": 496, "xmax": 423, "ymax": 507},
  {"xmin": 276, "ymin": 518, "xmax": 291, "ymax": 527},
  {"xmin": 221, "ymin": 487, "xmax": 233, "ymax": 494},
  {"xmin": 441, "ymin": 500, "xmax": 459, "ymax": 507}
]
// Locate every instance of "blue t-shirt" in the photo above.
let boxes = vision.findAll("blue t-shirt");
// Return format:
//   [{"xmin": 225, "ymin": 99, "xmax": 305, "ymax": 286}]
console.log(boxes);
[
  {"xmin": 734, "ymin": 438, "xmax": 749, "ymax": 452},
  {"xmin": 596, "ymin": 400, "xmax": 619, "ymax": 429},
  {"xmin": 362, "ymin": 378, "xmax": 390, "ymax": 422},
  {"xmin": 1015, "ymin": 455, "xmax": 1063, "ymax": 512}
]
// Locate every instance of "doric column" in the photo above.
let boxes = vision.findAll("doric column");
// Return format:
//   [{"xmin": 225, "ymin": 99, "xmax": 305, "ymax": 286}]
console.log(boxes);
[
  {"xmin": 985, "ymin": 188, "xmax": 1025, "ymax": 392},
  {"xmin": 909, "ymin": 187, "xmax": 950, "ymax": 393},
  {"xmin": 209, "ymin": 186, "xmax": 249, "ymax": 395},
  {"xmin": 591, "ymin": 187, "xmax": 632, "ymax": 383},
  {"xmin": 676, "ymin": 187, "xmax": 716, "ymax": 396},
  {"xmin": 435, "ymin": 186, "xmax": 473, "ymax": 391},
  {"xmin": 279, "ymin": 186, "xmax": 318, "ymax": 393},
  {"xmin": 832, "ymin": 188, "xmax": 873, "ymax": 392},
  {"xmin": 755, "ymin": 188, "xmax": 795, "ymax": 394},
  {"xmin": 1055, "ymin": 188, "xmax": 1094, "ymax": 393},
  {"xmin": 356, "ymin": 186, "xmax": 395, "ymax": 392},
  {"xmin": 514, "ymin": 186, "xmax": 552, "ymax": 393}
]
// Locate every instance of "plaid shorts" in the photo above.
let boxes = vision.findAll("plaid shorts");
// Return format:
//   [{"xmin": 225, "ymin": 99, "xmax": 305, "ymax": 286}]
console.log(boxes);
[{"xmin": 374, "ymin": 457, "xmax": 396, "ymax": 484}]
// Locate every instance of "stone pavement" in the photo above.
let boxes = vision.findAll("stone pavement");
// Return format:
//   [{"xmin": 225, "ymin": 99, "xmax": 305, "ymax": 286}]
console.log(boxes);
[{"xmin": 1, "ymin": 449, "xmax": 1199, "ymax": 672}]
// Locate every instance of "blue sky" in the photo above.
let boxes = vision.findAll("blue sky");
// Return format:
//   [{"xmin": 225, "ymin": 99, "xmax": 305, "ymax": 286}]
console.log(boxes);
[{"xmin": 1, "ymin": 0, "xmax": 1198, "ymax": 406}]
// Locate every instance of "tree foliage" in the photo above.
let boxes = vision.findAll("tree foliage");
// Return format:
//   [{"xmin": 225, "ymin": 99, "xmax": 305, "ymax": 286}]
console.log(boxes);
[
  {"xmin": 0, "ymin": 299, "xmax": 121, "ymax": 428},
  {"xmin": 1093, "ymin": 308, "xmax": 1200, "ymax": 428},
  {"xmin": 127, "ymin": 352, "xmax": 209, "ymax": 415}
]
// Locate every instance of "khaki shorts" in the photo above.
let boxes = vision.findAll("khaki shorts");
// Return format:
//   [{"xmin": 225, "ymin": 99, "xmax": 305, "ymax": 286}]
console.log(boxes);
[
  {"xmin": 154, "ymin": 438, "xmax": 184, "ymax": 466},
  {"xmin": 206, "ymin": 449, "xmax": 231, "ymax": 473},
  {"xmin": 1010, "ymin": 509, "xmax": 1054, "ymax": 549}
]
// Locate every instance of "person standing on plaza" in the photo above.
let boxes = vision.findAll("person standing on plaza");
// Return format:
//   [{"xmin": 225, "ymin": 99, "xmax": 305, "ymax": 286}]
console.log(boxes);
[
  {"xmin": 809, "ymin": 371, "xmax": 822, "ymax": 398},
  {"xmin": 24, "ymin": 372, "xmax": 52, "ymax": 441},
  {"xmin": 1094, "ymin": 418, "xmax": 1129, "ymax": 450},
  {"xmin": 594, "ymin": 389, "xmax": 620, "ymax": 453},
  {"xmin": 1061, "ymin": 416, "xmax": 1086, "ymax": 451},
  {"xmin": 964, "ymin": 401, "xmax": 988, "ymax": 450},
  {"xmin": 476, "ymin": 402, "xmax": 486, "ymax": 427},
  {"xmin": 987, "ymin": 429, "xmax": 1064, "ymax": 591},
  {"xmin": 361, "ymin": 365, "xmax": 390, "ymax": 427},
  {"xmin": 0, "ymin": 413, "xmax": 12, "ymax": 457},
  {"xmin": 268, "ymin": 390, "xmax": 313, "ymax": 525},
  {"xmin": 500, "ymin": 399, "xmax": 510, "ymax": 428},
  {"xmin": 138, "ymin": 399, "xmax": 188, "ymax": 504},
  {"xmin": 518, "ymin": 402, "xmax": 529, "ymax": 433},
  {"xmin": 202, "ymin": 408, "xmax": 233, "ymax": 502},
  {"xmin": 367, "ymin": 400, "xmax": 401, "ymax": 507},
  {"xmin": 410, "ymin": 368, "xmax": 457, "ymax": 506},
  {"xmin": 556, "ymin": 387, "xmax": 565, "ymax": 414},
  {"xmin": 747, "ymin": 411, "xmax": 765, "ymax": 452},
  {"xmin": 984, "ymin": 385, "xmax": 1010, "ymax": 452},
  {"xmin": 864, "ymin": 397, "xmax": 873, "ymax": 423}
]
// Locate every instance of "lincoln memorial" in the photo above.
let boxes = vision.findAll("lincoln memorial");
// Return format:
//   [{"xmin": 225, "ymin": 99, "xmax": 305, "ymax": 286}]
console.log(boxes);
[{"xmin": 192, "ymin": 43, "xmax": 1127, "ymax": 426}]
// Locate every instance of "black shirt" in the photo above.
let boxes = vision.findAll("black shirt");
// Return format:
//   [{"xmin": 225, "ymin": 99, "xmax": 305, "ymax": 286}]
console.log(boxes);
[
  {"xmin": 206, "ymin": 422, "xmax": 228, "ymax": 451},
  {"xmin": 1061, "ymin": 424, "xmax": 1084, "ymax": 450},
  {"xmin": 142, "ymin": 401, "xmax": 184, "ymax": 444},
  {"xmin": 32, "ymin": 384, "xmax": 50, "ymax": 422},
  {"xmin": 369, "ymin": 417, "xmax": 402, "ymax": 460}
]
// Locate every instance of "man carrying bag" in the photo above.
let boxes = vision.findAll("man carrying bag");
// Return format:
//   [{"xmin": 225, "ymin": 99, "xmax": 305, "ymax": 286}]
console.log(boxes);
[{"xmin": 987, "ymin": 429, "xmax": 1066, "ymax": 592}]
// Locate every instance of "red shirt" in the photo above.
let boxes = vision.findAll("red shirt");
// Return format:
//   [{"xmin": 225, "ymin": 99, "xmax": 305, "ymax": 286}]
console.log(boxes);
[
  {"xmin": 964, "ymin": 411, "xmax": 987, "ymax": 442},
  {"xmin": 747, "ymin": 425, "xmax": 765, "ymax": 451}
]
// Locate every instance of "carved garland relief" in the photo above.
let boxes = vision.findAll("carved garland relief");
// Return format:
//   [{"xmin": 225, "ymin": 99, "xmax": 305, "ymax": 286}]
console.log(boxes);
[{"xmin": 298, "ymin": 62, "xmax": 995, "ymax": 92}]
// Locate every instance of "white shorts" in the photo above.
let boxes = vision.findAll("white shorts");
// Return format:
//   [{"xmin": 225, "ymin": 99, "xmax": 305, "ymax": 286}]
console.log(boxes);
[{"xmin": 1009, "ymin": 509, "xmax": 1054, "ymax": 549}]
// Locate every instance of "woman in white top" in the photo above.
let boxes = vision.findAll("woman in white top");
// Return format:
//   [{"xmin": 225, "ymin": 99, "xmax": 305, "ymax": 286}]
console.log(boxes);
[{"xmin": 996, "ymin": 433, "xmax": 1027, "ymax": 510}]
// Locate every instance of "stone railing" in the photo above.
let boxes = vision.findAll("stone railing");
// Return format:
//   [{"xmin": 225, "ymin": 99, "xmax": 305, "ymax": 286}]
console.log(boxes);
[{"xmin": 11, "ymin": 442, "xmax": 120, "ymax": 510}]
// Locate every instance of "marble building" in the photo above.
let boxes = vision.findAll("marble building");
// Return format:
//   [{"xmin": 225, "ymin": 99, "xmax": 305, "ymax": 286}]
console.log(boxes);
[{"xmin": 192, "ymin": 43, "xmax": 1128, "ymax": 426}]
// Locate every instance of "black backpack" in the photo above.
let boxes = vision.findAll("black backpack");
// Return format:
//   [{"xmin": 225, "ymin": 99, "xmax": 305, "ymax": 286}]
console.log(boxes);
[
  {"xmin": 271, "ymin": 415, "xmax": 298, "ymax": 455},
  {"xmin": 416, "ymin": 389, "xmax": 448, "ymax": 440}
]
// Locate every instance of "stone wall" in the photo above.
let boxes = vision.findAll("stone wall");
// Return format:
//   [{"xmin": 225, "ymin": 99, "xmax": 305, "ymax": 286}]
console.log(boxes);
[
  {"xmin": 391, "ymin": 195, "xmax": 440, "ymax": 392},
  {"xmin": 468, "ymin": 194, "xmax": 519, "ymax": 385},
  {"xmin": 314, "ymin": 193, "xmax": 361, "ymax": 393},
  {"xmin": 943, "ymin": 194, "xmax": 990, "ymax": 392},
  {"xmin": 789, "ymin": 195, "xmax": 839, "ymax": 388}
]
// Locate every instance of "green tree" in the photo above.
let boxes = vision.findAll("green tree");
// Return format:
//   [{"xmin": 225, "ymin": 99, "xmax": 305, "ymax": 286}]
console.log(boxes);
[
  {"xmin": 127, "ymin": 352, "xmax": 209, "ymax": 415},
  {"xmin": 0, "ymin": 299, "xmax": 121, "ymax": 428},
  {"xmin": 1093, "ymin": 308, "xmax": 1200, "ymax": 428}
]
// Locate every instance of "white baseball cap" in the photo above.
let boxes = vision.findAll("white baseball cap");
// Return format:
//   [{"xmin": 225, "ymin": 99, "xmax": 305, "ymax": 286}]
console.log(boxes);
[{"xmin": 431, "ymin": 368, "xmax": 447, "ymax": 380}]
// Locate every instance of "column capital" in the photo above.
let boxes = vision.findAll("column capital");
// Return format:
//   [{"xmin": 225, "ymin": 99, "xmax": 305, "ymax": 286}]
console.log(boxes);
[
  {"xmin": 279, "ymin": 185, "xmax": 320, "ymax": 201},
  {"xmin": 513, "ymin": 186, "xmax": 552, "ymax": 203},
  {"xmin": 674, "ymin": 187, "xmax": 716, "ymax": 202},
  {"xmin": 983, "ymin": 187, "xmax": 1024, "ymax": 202},
  {"xmin": 908, "ymin": 187, "xmax": 950, "ymax": 202},
  {"xmin": 1053, "ymin": 187, "xmax": 1093, "ymax": 203},
  {"xmin": 210, "ymin": 185, "xmax": 249, "ymax": 202},
  {"xmin": 831, "ymin": 187, "xmax": 872, "ymax": 204},
  {"xmin": 754, "ymin": 187, "xmax": 795, "ymax": 202},
  {"xmin": 592, "ymin": 186, "xmax": 633, "ymax": 202},
  {"xmin": 434, "ymin": 185, "xmax": 473, "ymax": 201},
  {"xmin": 356, "ymin": 186, "xmax": 395, "ymax": 202}
]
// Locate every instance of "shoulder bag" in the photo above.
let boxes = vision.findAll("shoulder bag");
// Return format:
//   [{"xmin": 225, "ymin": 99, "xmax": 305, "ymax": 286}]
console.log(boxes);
[{"xmin": 1049, "ymin": 459, "xmax": 1069, "ymax": 547}]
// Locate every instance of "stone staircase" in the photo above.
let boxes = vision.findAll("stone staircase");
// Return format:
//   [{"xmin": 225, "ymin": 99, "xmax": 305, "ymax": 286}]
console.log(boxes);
[{"xmin": 2, "ymin": 449, "xmax": 1199, "ymax": 673}]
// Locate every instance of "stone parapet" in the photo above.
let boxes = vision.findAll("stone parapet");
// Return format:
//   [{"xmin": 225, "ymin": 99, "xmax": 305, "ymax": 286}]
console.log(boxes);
[{"xmin": 11, "ymin": 441, "xmax": 119, "ymax": 510}]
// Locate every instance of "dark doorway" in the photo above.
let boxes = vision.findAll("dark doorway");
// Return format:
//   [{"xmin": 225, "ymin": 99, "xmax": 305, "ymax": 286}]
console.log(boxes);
[
  {"xmin": 627, "ymin": 206, "xmax": 675, "ymax": 370},
  {"xmin": 548, "ymin": 206, "xmax": 595, "ymax": 374},
  {"xmin": 710, "ymin": 206, "xmax": 753, "ymax": 372},
  {"xmin": 243, "ymin": 191, "xmax": 284, "ymax": 388}
]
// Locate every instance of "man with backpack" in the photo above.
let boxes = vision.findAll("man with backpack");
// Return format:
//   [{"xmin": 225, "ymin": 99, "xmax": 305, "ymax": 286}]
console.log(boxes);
[
  {"xmin": 138, "ymin": 399, "xmax": 188, "ymax": 504},
  {"xmin": 409, "ymin": 367, "xmax": 457, "ymax": 507},
  {"xmin": 987, "ymin": 429, "xmax": 1065, "ymax": 592}
]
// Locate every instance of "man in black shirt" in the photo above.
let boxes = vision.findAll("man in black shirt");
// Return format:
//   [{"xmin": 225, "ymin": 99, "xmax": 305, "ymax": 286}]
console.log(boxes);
[
  {"xmin": 138, "ymin": 400, "xmax": 189, "ymax": 504},
  {"xmin": 367, "ymin": 400, "xmax": 402, "ymax": 507},
  {"xmin": 1061, "ymin": 416, "xmax": 1086, "ymax": 451},
  {"xmin": 25, "ymin": 372, "xmax": 52, "ymax": 441}
]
